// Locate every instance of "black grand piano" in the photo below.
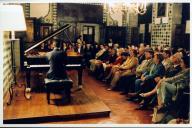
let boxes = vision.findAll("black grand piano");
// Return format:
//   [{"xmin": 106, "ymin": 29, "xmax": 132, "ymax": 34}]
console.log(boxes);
[{"xmin": 24, "ymin": 24, "xmax": 83, "ymax": 99}]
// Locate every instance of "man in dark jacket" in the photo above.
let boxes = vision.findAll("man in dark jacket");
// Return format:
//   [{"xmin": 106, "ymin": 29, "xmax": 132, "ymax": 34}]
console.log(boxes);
[
  {"xmin": 46, "ymin": 40, "xmax": 68, "ymax": 80},
  {"xmin": 74, "ymin": 43, "xmax": 84, "ymax": 55}
]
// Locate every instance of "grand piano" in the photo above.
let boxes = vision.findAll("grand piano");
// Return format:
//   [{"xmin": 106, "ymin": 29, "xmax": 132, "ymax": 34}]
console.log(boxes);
[{"xmin": 24, "ymin": 24, "xmax": 83, "ymax": 99}]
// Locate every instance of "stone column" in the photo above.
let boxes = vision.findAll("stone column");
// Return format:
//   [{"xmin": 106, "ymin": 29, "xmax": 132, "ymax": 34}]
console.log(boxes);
[
  {"xmin": 127, "ymin": 12, "xmax": 138, "ymax": 45},
  {"xmin": 22, "ymin": 3, "xmax": 30, "ymax": 18},
  {"xmin": 52, "ymin": 3, "xmax": 58, "ymax": 31}
]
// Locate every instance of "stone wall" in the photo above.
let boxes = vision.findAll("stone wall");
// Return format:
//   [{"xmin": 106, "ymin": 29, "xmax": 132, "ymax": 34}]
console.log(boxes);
[
  {"xmin": 151, "ymin": 3, "xmax": 182, "ymax": 48},
  {"xmin": 3, "ymin": 32, "xmax": 13, "ymax": 97},
  {"xmin": 3, "ymin": 32, "xmax": 21, "ymax": 100}
]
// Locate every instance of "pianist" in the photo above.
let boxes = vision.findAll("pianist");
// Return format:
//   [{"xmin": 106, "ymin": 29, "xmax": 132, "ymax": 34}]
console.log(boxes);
[{"xmin": 46, "ymin": 40, "xmax": 68, "ymax": 80}]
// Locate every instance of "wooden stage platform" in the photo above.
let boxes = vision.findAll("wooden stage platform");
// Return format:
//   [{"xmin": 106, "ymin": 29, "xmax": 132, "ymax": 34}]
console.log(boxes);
[{"xmin": 3, "ymin": 72, "xmax": 111, "ymax": 124}]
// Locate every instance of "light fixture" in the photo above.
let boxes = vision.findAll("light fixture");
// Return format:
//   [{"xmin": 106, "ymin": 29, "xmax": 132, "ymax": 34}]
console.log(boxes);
[
  {"xmin": 0, "ymin": 4, "xmax": 26, "ymax": 104},
  {"xmin": 106, "ymin": 2, "xmax": 147, "ymax": 15},
  {"xmin": 0, "ymin": 4, "xmax": 26, "ymax": 38}
]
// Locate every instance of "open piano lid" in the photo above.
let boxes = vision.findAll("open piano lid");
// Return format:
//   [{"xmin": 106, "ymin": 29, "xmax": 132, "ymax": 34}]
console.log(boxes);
[{"xmin": 24, "ymin": 24, "xmax": 71, "ymax": 54}]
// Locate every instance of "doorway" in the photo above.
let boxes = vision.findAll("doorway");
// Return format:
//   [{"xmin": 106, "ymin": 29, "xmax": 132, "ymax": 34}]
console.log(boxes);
[{"xmin": 83, "ymin": 26, "xmax": 95, "ymax": 43}]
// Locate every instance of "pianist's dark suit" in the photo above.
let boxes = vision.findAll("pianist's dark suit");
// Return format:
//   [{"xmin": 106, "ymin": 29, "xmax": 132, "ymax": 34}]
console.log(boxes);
[{"xmin": 46, "ymin": 48, "xmax": 68, "ymax": 80}]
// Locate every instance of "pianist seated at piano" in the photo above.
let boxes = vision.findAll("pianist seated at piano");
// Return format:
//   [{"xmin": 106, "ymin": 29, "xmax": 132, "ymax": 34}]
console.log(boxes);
[{"xmin": 46, "ymin": 40, "xmax": 68, "ymax": 80}]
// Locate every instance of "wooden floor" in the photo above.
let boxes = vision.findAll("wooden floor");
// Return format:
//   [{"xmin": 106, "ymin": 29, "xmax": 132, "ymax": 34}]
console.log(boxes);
[
  {"xmin": 3, "ymin": 70, "xmax": 110, "ymax": 124},
  {"xmin": 4, "ymin": 69, "xmax": 152, "ymax": 124}
]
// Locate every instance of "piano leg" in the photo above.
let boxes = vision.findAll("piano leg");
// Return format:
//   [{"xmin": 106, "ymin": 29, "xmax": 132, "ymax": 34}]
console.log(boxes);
[
  {"xmin": 25, "ymin": 66, "xmax": 31, "ymax": 99},
  {"xmin": 78, "ymin": 68, "xmax": 83, "ymax": 89}
]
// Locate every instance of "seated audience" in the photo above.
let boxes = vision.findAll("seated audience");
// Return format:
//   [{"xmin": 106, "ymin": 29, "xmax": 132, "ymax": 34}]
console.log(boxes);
[
  {"xmin": 95, "ymin": 48, "xmax": 118, "ymax": 79},
  {"xmin": 92, "ymin": 43, "xmax": 100, "ymax": 57},
  {"xmin": 113, "ymin": 43, "xmax": 119, "ymax": 50},
  {"xmin": 66, "ymin": 43, "xmax": 75, "ymax": 52},
  {"xmin": 137, "ymin": 44, "xmax": 146, "ymax": 64},
  {"xmin": 165, "ymin": 53, "xmax": 182, "ymax": 77},
  {"xmin": 104, "ymin": 51, "xmax": 129, "ymax": 82},
  {"xmin": 76, "ymin": 35, "xmax": 83, "ymax": 45},
  {"xmin": 156, "ymin": 55, "xmax": 189, "ymax": 111},
  {"xmin": 89, "ymin": 44, "xmax": 109, "ymax": 73},
  {"xmin": 162, "ymin": 49, "xmax": 173, "ymax": 72},
  {"xmin": 137, "ymin": 52, "xmax": 183, "ymax": 100},
  {"xmin": 102, "ymin": 49, "xmax": 126, "ymax": 80},
  {"xmin": 128, "ymin": 53, "xmax": 165, "ymax": 110},
  {"xmin": 117, "ymin": 48, "xmax": 154, "ymax": 95},
  {"xmin": 108, "ymin": 49, "xmax": 138, "ymax": 90},
  {"xmin": 84, "ymin": 43, "xmax": 94, "ymax": 67},
  {"xmin": 74, "ymin": 43, "xmax": 84, "ymax": 55},
  {"xmin": 84, "ymin": 42, "xmax": 189, "ymax": 123}
]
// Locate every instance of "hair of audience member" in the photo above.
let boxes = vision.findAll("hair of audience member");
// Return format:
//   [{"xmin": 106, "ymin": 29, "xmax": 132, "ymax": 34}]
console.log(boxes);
[
  {"xmin": 138, "ymin": 46, "xmax": 145, "ymax": 54},
  {"xmin": 117, "ymin": 48, "xmax": 125, "ymax": 56},
  {"xmin": 171, "ymin": 53, "xmax": 182, "ymax": 64},
  {"xmin": 145, "ymin": 48, "xmax": 154, "ymax": 57},
  {"xmin": 104, "ymin": 44, "xmax": 109, "ymax": 50},
  {"xmin": 113, "ymin": 48, "xmax": 117, "ymax": 53},
  {"xmin": 139, "ymin": 43, "xmax": 145, "ymax": 48},
  {"xmin": 155, "ymin": 53, "xmax": 164, "ymax": 63},
  {"xmin": 114, "ymin": 43, "xmax": 119, "ymax": 48},
  {"xmin": 131, "ymin": 45, "xmax": 135, "ymax": 49},
  {"xmin": 179, "ymin": 49, "xmax": 187, "ymax": 58},
  {"xmin": 132, "ymin": 49, "xmax": 138, "ymax": 57},
  {"xmin": 110, "ymin": 48, "xmax": 117, "ymax": 56},
  {"xmin": 146, "ymin": 45, "xmax": 150, "ymax": 48},
  {"xmin": 182, "ymin": 55, "xmax": 190, "ymax": 68},
  {"xmin": 177, "ymin": 48, "xmax": 184, "ymax": 52},
  {"xmin": 135, "ymin": 47, "xmax": 138, "ymax": 51},
  {"xmin": 163, "ymin": 49, "xmax": 172, "ymax": 57},
  {"xmin": 186, "ymin": 51, "xmax": 190, "ymax": 56},
  {"xmin": 154, "ymin": 47, "xmax": 159, "ymax": 52},
  {"xmin": 99, "ymin": 44, "xmax": 104, "ymax": 49},
  {"xmin": 171, "ymin": 48, "xmax": 178, "ymax": 55}
]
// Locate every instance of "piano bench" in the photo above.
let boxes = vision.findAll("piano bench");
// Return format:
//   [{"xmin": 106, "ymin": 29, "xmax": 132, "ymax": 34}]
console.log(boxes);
[{"xmin": 44, "ymin": 78, "xmax": 73, "ymax": 104}]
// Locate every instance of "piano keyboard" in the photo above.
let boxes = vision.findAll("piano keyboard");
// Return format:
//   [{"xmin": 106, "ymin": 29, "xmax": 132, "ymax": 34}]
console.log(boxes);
[{"xmin": 29, "ymin": 64, "xmax": 81, "ymax": 68}]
